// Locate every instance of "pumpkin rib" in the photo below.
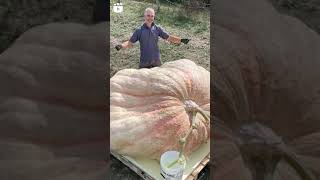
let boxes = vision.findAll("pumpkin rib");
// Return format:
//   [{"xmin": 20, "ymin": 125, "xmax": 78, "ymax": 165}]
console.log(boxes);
[
  {"xmin": 110, "ymin": 92, "xmax": 181, "ymax": 108},
  {"xmin": 111, "ymin": 106, "xmax": 187, "ymax": 140},
  {"xmin": 189, "ymin": 69, "xmax": 210, "ymax": 105},
  {"xmin": 111, "ymin": 75, "xmax": 179, "ymax": 98},
  {"xmin": 288, "ymin": 132, "xmax": 320, "ymax": 157},
  {"xmin": 0, "ymin": 64, "xmax": 38, "ymax": 87},
  {"xmin": 111, "ymin": 107, "xmax": 187, "ymax": 132},
  {"xmin": 110, "ymin": 59, "xmax": 210, "ymax": 160},
  {"xmin": 155, "ymin": 68, "xmax": 189, "ymax": 100},
  {"xmin": 15, "ymin": 42, "xmax": 104, "ymax": 61},
  {"xmin": 111, "ymin": 66, "xmax": 208, "ymax": 105},
  {"xmin": 111, "ymin": 105, "xmax": 185, "ymax": 119},
  {"xmin": 161, "ymin": 61, "xmax": 194, "ymax": 97},
  {"xmin": 113, "ymin": 103, "xmax": 183, "ymax": 114},
  {"xmin": 161, "ymin": 62, "xmax": 210, "ymax": 106},
  {"xmin": 126, "ymin": 72, "xmax": 184, "ymax": 98},
  {"xmin": 112, "ymin": 110, "xmax": 188, "ymax": 158},
  {"xmin": 160, "ymin": 67, "xmax": 190, "ymax": 96},
  {"xmin": 116, "ymin": 111, "xmax": 188, "ymax": 158}
]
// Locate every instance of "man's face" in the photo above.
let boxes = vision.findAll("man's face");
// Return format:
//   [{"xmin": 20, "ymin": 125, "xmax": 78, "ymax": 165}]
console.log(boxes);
[{"xmin": 144, "ymin": 10, "xmax": 155, "ymax": 24}]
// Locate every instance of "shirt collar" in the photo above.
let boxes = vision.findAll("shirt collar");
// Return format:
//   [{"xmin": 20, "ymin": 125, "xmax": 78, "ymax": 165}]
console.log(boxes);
[{"xmin": 143, "ymin": 22, "xmax": 155, "ymax": 29}]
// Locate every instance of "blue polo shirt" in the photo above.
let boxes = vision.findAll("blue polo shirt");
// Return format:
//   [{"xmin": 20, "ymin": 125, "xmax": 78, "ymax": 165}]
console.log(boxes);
[{"xmin": 129, "ymin": 22, "xmax": 169, "ymax": 68}]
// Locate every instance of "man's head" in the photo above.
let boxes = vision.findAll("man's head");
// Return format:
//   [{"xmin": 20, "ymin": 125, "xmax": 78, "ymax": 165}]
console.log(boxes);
[{"xmin": 144, "ymin": 8, "xmax": 155, "ymax": 25}]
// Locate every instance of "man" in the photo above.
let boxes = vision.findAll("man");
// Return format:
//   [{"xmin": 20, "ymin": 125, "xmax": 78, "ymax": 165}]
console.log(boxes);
[{"xmin": 115, "ymin": 7, "xmax": 190, "ymax": 69}]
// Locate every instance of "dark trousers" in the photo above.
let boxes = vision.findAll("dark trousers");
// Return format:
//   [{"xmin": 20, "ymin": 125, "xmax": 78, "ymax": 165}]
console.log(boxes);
[{"xmin": 139, "ymin": 60, "xmax": 161, "ymax": 69}]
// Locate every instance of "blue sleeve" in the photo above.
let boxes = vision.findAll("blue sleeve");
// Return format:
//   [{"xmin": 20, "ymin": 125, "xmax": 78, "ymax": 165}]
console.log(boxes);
[
  {"xmin": 158, "ymin": 26, "xmax": 169, "ymax": 40},
  {"xmin": 129, "ymin": 29, "xmax": 140, "ymax": 43}
]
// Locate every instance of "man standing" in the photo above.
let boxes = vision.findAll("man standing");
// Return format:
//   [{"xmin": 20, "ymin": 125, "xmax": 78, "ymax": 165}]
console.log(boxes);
[{"xmin": 115, "ymin": 7, "xmax": 190, "ymax": 69}]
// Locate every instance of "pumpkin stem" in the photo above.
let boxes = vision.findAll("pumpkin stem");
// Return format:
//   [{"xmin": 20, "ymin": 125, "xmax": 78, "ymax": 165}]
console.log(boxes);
[
  {"xmin": 196, "ymin": 106, "xmax": 210, "ymax": 125},
  {"xmin": 166, "ymin": 101, "xmax": 211, "ymax": 169},
  {"xmin": 236, "ymin": 123, "xmax": 316, "ymax": 180},
  {"xmin": 280, "ymin": 147, "xmax": 316, "ymax": 180},
  {"xmin": 166, "ymin": 158, "xmax": 180, "ymax": 169},
  {"xmin": 167, "ymin": 110, "xmax": 197, "ymax": 168}
]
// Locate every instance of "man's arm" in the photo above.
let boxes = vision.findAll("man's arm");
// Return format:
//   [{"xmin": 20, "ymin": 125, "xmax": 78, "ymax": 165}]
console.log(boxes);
[
  {"xmin": 159, "ymin": 26, "xmax": 190, "ymax": 45},
  {"xmin": 116, "ymin": 41, "xmax": 133, "ymax": 50},
  {"xmin": 115, "ymin": 29, "xmax": 140, "ymax": 51},
  {"xmin": 122, "ymin": 41, "xmax": 133, "ymax": 48},
  {"xmin": 167, "ymin": 35, "xmax": 190, "ymax": 45},
  {"xmin": 167, "ymin": 35, "xmax": 182, "ymax": 44}
]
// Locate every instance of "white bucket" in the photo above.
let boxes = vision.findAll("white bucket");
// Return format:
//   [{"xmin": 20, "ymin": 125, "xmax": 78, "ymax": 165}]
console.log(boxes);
[{"xmin": 160, "ymin": 151, "xmax": 186, "ymax": 180}]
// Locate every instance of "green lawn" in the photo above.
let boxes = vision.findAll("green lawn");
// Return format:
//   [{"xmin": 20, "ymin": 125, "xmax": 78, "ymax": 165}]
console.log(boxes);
[{"xmin": 110, "ymin": 0, "xmax": 210, "ymax": 76}]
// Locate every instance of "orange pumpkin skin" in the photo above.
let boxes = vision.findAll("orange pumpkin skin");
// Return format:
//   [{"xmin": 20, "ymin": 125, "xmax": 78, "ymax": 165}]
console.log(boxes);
[
  {"xmin": 0, "ymin": 22, "xmax": 108, "ymax": 178},
  {"xmin": 214, "ymin": 0, "xmax": 320, "ymax": 179},
  {"xmin": 110, "ymin": 59, "xmax": 210, "ymax": 160}
]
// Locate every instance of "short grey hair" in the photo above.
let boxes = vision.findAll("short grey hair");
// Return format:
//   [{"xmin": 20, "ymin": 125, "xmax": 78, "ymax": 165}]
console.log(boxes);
[{"xmin": 144, "ymin": 7, "xmax": 155, "ymax": 14}]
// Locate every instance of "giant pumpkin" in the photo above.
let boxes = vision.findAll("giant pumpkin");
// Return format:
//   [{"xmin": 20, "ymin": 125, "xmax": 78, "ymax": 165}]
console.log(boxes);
[
  {"xmin": 213, "ymin": 0, "xmax": 320, "ymax": 179},
  {"xmin": 110, "ymin": 59, "xmax": 210, "ymax": 161},
  {"xmin": 0, "ymin": 22, "xmax": 108, "ymax": 179}
]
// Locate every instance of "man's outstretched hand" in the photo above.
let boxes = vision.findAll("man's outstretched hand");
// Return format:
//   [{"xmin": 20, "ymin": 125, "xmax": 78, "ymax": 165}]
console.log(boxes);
[
  {"xmin": 115, "ymin": 44, "xmax": 122, "ymax": 51},
  {"xmin": 181, "ymin": 39, "xmax": 190, "ymax": 44}
]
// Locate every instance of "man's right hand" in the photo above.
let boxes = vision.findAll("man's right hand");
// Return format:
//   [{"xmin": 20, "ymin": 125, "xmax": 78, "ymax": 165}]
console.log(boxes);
[{"xmin": 115, "ymin": 44, "xmax": 122, "ymax": 51}]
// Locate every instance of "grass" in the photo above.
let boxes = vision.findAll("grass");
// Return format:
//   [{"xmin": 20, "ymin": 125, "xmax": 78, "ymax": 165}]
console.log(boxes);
[{"xmin": 110, "ymin": 0, "xmax": 210, "ymax": 76}]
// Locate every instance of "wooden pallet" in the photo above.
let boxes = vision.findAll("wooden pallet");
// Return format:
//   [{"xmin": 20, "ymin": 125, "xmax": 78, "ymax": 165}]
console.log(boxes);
[
  {"xmin": 185, "ymin": 154, "xmax": 210, "ymax": 180},
  {"xmin": 111, "ymin": 142, "xmax": 210, "ymax": 180}
]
